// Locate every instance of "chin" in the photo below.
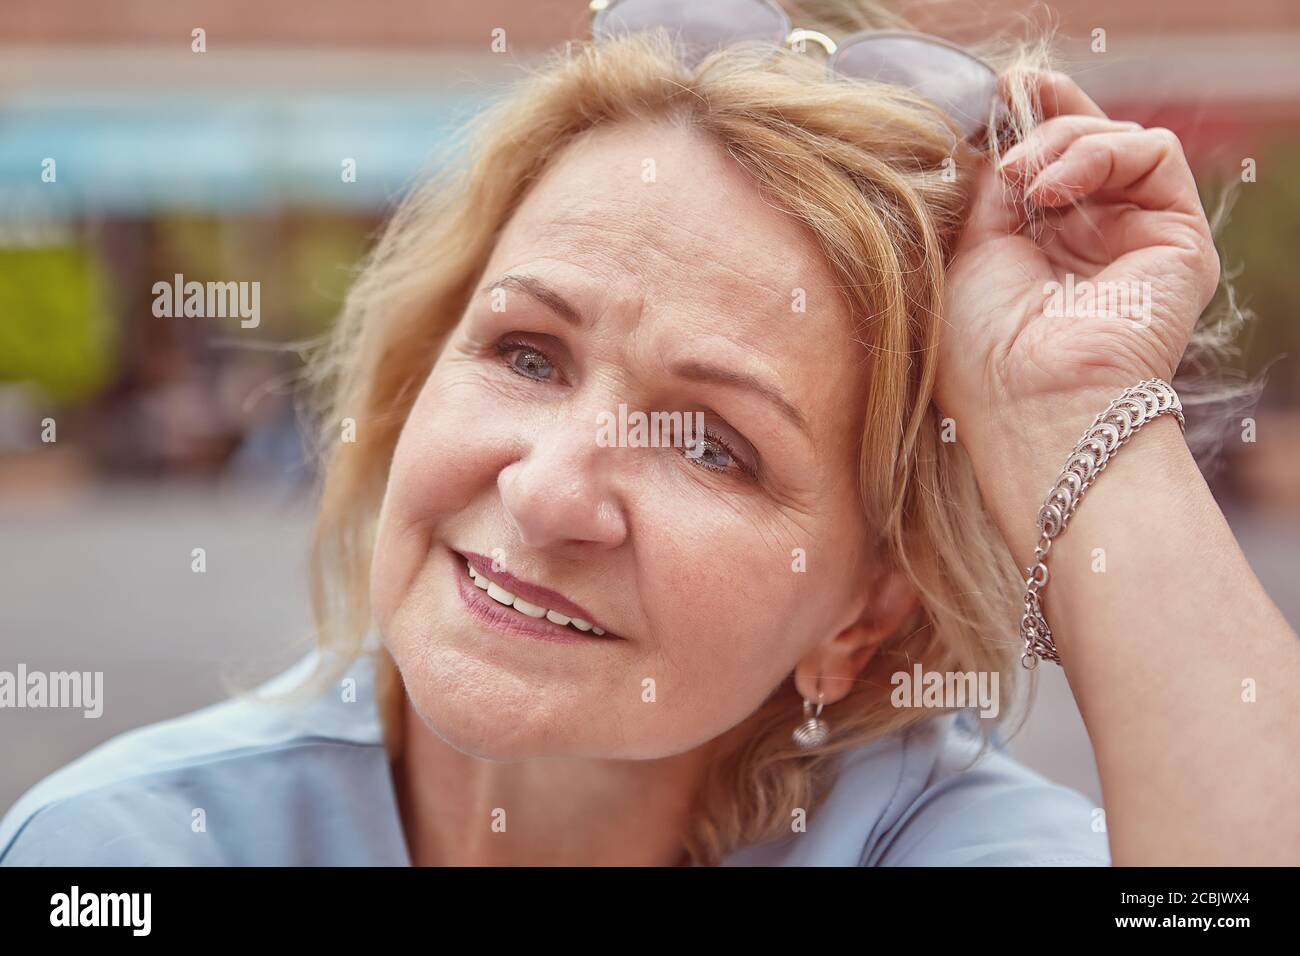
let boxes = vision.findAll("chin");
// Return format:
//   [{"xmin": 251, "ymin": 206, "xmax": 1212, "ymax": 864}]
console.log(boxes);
[{"xmin": 383, "ymin": 628, "xmax": 577, "ymax": 759}]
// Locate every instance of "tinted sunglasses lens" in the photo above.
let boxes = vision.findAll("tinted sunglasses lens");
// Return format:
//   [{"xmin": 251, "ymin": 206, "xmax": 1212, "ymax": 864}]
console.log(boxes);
[
  {"xmin": 828, "ymin": 35, "xmax": 999, "ymax": 142},
  {"xmin": 592, "ymin": 0, "xmax": 790, "ymax": 68}
]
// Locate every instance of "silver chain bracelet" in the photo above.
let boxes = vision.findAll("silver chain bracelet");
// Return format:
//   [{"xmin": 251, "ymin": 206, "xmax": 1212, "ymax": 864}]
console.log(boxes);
[{"xmin": 1019, "ymin": 377, "xmax": 1185, "ymax": 669}]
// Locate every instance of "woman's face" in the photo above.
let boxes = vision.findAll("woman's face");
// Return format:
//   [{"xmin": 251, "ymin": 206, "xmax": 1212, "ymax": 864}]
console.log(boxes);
[{"xmin": 373, "ymin": 118, "xmax": 910, "ymax": 760}]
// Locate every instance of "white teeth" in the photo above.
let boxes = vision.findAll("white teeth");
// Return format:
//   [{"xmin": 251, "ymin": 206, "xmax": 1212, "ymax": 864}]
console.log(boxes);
[
  {"xmin": 485, "ymin": 581, "xmax": 516, "ymax": 606},
  {"xmin": 465, "ymin": 558, "xmax": 610, "ymax": 637},
  {"xmin": 511, "ymin": 596, "xmax": 547, "ymax": 619}
]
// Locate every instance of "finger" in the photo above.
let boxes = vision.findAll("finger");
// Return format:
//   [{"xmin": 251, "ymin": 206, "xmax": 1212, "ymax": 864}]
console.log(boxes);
[
  {"xmin": 998, "ymin": 116, "xmax": 1144, "ymax": 186},
  {"xmin": 1033, "ymin": 202, "xmax": 1153, "ymax": 270},
  {"xmin": 1008, "ymin": 69, "xmax": 1109, "ymax": 121},
  {"xmin": 1024, "ymin": 127, "xmax": 1203, "ymax": 216},
  {"xmin": 1017, "ymin": 204, "xmax": 1109, "ymax": 273},
  {"xmin": 959, "ymin": 119, "xmax": 1137, "ymax": 249}
]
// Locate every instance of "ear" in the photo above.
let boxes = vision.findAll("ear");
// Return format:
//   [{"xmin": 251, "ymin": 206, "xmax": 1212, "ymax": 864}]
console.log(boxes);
[{"xmin": 793, "ymin": 567, "xmax": 920, "ymax": 706}]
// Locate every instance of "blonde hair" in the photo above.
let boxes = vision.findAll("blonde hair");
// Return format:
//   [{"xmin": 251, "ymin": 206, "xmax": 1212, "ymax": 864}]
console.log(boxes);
[{"xmin": 292, "ymin": 0, "xmax": 1260, "ymax": 865}]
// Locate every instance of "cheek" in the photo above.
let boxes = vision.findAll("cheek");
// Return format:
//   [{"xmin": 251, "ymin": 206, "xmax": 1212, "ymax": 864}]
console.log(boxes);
[
  {"xmin": 389, "ymin": 378, "xmax": 497, "ymax": 514},
  {"xmin": 370, "ymin": 366, "xmax": 508, "ymax": 624},
  {"xmin": 630, "ymin": 501, "xmax": 815, "ymax": 727}
]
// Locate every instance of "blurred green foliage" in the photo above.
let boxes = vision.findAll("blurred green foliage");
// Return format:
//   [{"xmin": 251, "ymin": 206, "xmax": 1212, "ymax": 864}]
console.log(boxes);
[
  {"xmin": 0, "ymin": 211, "xmax": 374, "ymax": 412},
  {"xmin": 0, "ymin": 246, "xmax": 115, "ymax": 403},
  {"xmin": 1202, "ymin": 142, "xmax": 1300, "ymax": 404},
  {"xmin": 154, "ymin": 212, "xmax": 375, "ymax": 338}
]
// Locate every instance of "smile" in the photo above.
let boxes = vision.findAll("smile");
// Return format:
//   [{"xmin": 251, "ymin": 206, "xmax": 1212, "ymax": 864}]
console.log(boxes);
[{"xmin": 451, "ymin": 548, "xmax": 619, "ymax": 642}]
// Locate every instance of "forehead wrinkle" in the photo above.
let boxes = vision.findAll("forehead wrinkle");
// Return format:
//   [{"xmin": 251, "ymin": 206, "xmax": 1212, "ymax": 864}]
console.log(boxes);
[
  {"xmin": 656, "ymin": 212, "xmax": 816, "ymax": 299},
  {"xmin": 522, "ymin": 214, "xmax": 657, "ymax": 288},
  {"xmin": 512, "ymin": 117, "xmax": 841, "ymax": 319},
  {"xmin": 526, "ymin": 181, "xmax": 820, "ymax": 317}
]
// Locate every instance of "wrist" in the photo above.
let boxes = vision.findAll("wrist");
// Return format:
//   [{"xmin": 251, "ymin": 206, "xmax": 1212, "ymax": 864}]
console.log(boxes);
[{"xmin": 963, "ymin": 387, "xmax": 1193, "ymax": 571}]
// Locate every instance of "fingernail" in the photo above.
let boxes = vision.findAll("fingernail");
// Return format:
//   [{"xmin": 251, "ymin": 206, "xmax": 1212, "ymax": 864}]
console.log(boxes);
[
  {"xmin": 1024, "ymin": 159, "xmax": 1065, "ymax": 196},
  {"xmin": 998, "ymin": 141, "xmax": 1028, "ymax": 168}
]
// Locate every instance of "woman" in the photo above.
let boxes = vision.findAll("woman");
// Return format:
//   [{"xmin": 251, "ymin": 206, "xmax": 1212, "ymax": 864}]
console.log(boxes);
[{"xmin": 3, "ymin": 0, "xmax": 1297, "ymax": 867}]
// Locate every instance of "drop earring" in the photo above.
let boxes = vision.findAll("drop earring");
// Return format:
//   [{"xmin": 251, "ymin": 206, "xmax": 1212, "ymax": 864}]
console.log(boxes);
[{"xmin": 792, "ymin": 686, "xmax": 830, "ymax": 750}]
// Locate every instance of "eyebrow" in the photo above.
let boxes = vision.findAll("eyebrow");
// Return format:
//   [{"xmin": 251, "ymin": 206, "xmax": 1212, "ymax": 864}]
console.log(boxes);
[
  {"xmin": 482, "ymin": 273, "xmax": 585, "ymax": 327},
  {"xmin": 482, "ymin": 272, "xmax": 811, "ymax": 439},
  {"xmin": 669, "ymin": 359, "xmax": 811, "ymax": 438}
]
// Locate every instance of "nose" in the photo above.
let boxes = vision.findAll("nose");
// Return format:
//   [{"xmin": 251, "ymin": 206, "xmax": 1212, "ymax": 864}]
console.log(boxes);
[{"xmin": 497, "ymin": 412, "xmax": 628, "ymax": 551}]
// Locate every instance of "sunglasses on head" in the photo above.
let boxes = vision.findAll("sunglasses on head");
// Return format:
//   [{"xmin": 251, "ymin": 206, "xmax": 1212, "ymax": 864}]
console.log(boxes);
[{"xmin": 589, "ymin": 0, "xmax": 1010, "ymax": 148}]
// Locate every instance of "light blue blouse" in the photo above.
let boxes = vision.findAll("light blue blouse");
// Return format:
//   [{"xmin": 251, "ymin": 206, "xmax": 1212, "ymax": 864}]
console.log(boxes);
[{"xmin": 0, "ymin": 650, "xmax": 1110, "ymax": 866}]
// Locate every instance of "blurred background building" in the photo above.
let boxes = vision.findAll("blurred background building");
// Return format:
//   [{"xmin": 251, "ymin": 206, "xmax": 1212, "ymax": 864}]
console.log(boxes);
[{"xmin": 2, "ymin": 1, "xmax": 1298, "ymax": 816}]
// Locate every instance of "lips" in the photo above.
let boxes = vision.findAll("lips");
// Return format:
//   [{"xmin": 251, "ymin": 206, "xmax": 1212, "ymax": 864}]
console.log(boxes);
[{"xmin": 454, "ymin": 549, "xmax": 618, "ymax": 638}]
